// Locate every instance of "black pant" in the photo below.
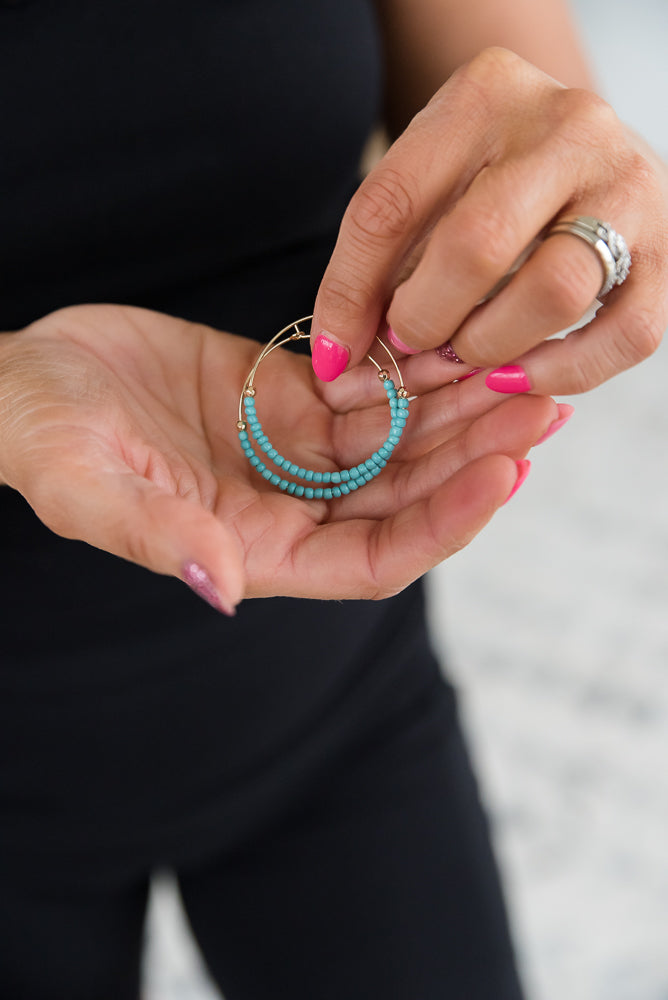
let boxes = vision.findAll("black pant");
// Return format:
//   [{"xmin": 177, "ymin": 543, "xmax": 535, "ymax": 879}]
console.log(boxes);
[
  {"xmin": 1, "ymin": 676, "xmax": 524, "ymax": 999},
  {"xmin": 1, "ymin": 495, "xmax": 525, "ymax": 999}
]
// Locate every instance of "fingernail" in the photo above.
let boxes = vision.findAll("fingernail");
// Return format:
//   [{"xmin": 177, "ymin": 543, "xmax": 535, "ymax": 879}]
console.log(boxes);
[
  {"xmin": 455, "ymin": 367, "xmax": 484, "ymax": 383},
  {"xmin": 485, "ymin": 365, "xmax": 532, "ymax": 394},
  {"xmin": 504, "ymin": 459, "xmax": 531, "ymax": 505},
  {"xmin": 535, "ymin": 404, "xmax": 575, "ymax": 445},
  {"xmin": 387, "ymin": 326, "xmax": 421, "ymax": 355},
  {"xmin": 312, "ymin": 333, "xmax": 349, "ymax": 382},
  {"xmin": 435, "ymin": 341, "xmax": 465, "ymax": 364},
  {"xmin": 182, "ymin": 560, "xmax": 236, "ymax": 616}
]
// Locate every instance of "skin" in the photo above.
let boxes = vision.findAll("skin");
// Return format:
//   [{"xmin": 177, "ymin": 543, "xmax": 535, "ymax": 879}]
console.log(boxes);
[
  {"xmin": 311, "ymin": 2, "xmax": 668, "ymax": 395},
  {"xmin": 0, "ymin": 305, "xmax": 559, "ymax": 606},
  {"xmin": 8, "ymin": 0, "xmax": 661, "ymax": 603}
]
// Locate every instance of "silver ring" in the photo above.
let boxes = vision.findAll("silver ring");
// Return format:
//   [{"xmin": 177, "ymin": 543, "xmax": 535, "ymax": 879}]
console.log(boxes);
[{"xmin": 546, "ymin": 215, "xmax": 631, "ymax": 297}]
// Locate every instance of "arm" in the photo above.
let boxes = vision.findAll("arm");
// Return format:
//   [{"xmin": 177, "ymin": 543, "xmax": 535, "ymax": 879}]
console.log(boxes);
[{"xmin": 374, "ymin": 0, "xmax": 595, "ymax": 135}]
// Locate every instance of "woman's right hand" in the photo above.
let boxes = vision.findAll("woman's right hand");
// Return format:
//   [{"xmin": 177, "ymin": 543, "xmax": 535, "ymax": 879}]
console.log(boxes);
[{"xmin": 0, "ymin": 303, "xmax": 563, "ymax": 611}]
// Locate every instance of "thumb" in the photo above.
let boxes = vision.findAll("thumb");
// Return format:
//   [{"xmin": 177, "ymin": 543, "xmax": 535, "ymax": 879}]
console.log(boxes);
[{"xmin": 25, "ymin": 467, "xmax": 245, "ymax": 614}]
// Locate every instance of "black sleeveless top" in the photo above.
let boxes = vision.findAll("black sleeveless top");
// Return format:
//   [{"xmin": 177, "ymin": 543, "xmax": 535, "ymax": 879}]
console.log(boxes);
[{"xmin": 0, "ymin": 2, "xmax": 438, "ymax": 886}]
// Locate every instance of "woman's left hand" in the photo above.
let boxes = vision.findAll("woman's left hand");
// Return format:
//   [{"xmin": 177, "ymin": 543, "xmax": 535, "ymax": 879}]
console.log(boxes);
[{"xmin": 311, "ymin": 47, "xmax": 668, "ymax": 395}]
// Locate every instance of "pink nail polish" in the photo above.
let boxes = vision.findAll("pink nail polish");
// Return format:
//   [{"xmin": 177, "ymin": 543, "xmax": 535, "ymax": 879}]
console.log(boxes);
[
  {"xmin": 435, "ymin": 341, "xmax": 465, "ymax": 364},
  {"xmin": 504, "ymin": 459, "xmax": 531, "ymax": 505},
  {"xmin": 182, "ymin": 560, "xmax": 236, "ymax": 616},
  {"xmin": 312, "ymin": 333, "xmax": 350, "ymax": 382},
  {"xmin": 535, "ymin": 404, "xmax": 575, "ymax": 445},
  {"xmin": 485, "ymin": 365, "xmax": 532, "ymax": 394},
  {"xmin": 387, "ymin": 327, "xmax": 421, "ymax": 356}
]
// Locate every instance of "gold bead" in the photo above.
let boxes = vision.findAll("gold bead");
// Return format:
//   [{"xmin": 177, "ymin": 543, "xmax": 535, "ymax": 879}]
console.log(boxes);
[
  {"xmin": 243, "ymin": 386, "xmax": 256, "ymax": 398},
  {"xmin": 398, "ymin": 386, "xmax": 409, "ymax": 398},
  {"xmin": 377, "ymin": 369, "xmax": 390, "ymax": 381},
  {"xmin": 236, "ymin": 420, "xmax": 247, "ymax": 431}
]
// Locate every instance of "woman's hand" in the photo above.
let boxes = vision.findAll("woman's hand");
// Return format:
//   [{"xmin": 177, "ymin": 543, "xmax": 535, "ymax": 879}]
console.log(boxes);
[
  {"xmin": 311, "ymin": 47, "xmax": 668, "ymax": 395},
  {"xmin": 0, "ymin": 304, "xmax": 562, "ymax": 609}
]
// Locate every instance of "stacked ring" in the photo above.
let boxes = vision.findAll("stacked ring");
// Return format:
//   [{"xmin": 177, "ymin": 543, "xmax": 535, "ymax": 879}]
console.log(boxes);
[
  {"xmin": 237, "ymin": 316, "xmax": 411, "ymax": 499},
  {"xmin": 546, "ymin": 215, "xmax": 631, "ymax": 297}
]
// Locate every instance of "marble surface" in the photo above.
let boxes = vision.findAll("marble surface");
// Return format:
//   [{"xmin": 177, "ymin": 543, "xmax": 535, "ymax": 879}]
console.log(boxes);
[{"xmin": 142, "ymin": 3, "xmax": 668, "ymax": 997}]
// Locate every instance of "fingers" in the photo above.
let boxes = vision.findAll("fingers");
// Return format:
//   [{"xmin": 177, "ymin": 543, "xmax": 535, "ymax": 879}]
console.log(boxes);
[
  {"xmin": 486, "ymin": 281, "xmax": 666, "ymax": 396},
  {"xmin": 386, "ymin": 152, "xmax": 574, "ymax": 353},
  {"xmin": 330, "ymin": 393, "xmax": 558, "ymax": 521},
  {"xmin": 310, "ymin": 52, "xmax": 516, "ymax": 372},
  {"xmin": 26, "ymin": 461, "xmax": 246, "ymax": 613},
  {"xmin": 310, "ymin": 42, "xmax": 667, "ymax": 394},
  {"xmin": 283, "ymin": 455, "xmax": 522, "ymax": 600}
]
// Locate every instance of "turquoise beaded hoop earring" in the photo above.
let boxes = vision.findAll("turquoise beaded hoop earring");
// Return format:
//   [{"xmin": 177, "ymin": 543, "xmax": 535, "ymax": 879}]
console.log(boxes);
[{"xmin": 237, "ymin": 315, "xmax": 411, "ymax": 500}]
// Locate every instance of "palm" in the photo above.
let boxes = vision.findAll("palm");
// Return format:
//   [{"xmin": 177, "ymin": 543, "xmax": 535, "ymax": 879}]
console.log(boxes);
[{"xmin": 1, "ymin": 304, "xmax": 556, "ymax": 604}]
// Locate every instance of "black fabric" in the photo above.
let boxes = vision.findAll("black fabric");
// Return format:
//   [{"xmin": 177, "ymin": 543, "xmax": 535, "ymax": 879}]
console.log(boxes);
[{"xmin": 0, "ymin": 3, "xmax": 524, "ymax": 997}]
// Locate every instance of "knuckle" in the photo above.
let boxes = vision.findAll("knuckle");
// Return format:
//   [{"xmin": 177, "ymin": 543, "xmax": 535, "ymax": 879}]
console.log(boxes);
[
  {"xmin": 317, "ymin": 267, "xmax": 376, "ymax": 323},
  {"xmin": 616, "ymin": 306, "xmax": 664, "ymax": 365},
  {"xmin": 453, "ymin": 204, "xmax": 521, "ymax": 282},
  {"xmin": 541, "ymin": 250, "xmax": 599, "ymax": 323},
  {"xmin": 349, "ymin": 165, "xmax": 418, "ymax": 242},
  {"xmin": 555, "ymin": 87, "xmax": 618, "ymax": 137},
  {"xmin": 464, "ymin": 46, "xmax": 524, "ymax": 88}
]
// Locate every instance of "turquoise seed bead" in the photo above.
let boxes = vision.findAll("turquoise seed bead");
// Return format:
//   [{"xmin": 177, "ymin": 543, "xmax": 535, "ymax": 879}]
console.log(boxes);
[{"xmin": 239, "ymin": 364, "xmax": 409, "ymax": 498}]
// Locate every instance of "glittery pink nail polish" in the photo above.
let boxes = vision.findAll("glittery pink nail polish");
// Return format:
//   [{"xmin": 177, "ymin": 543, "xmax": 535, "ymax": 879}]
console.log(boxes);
[
  {"xmin": 312, "ymin": 333, "xmax": 349, "ymax": 382},
  {"xmin": 485, "ymin": 365, "xmax": 532, "ymax": 394},
  {"xmin": 535, "ymin": 404, "xmax": 575, "ymax": 445},
  {"xmin": 504, "ymin": 459, "xmax": 531, "ymax": 504},
  {"xmin": 182, "ymin": 560, "xmax": 236, "ymax": 616},
  {"xmin": 435, "ymin": 341, "xmax": 465, "ymax": 364},
  {"xmin": 387, "ymin": 327, "xmax": 421, "ymax": 355}
]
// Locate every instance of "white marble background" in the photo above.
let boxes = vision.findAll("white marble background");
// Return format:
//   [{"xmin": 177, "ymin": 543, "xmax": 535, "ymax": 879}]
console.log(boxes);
[{"xmin": 142, "ymin": 2, "xmax": 668, "ymax": 997}]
